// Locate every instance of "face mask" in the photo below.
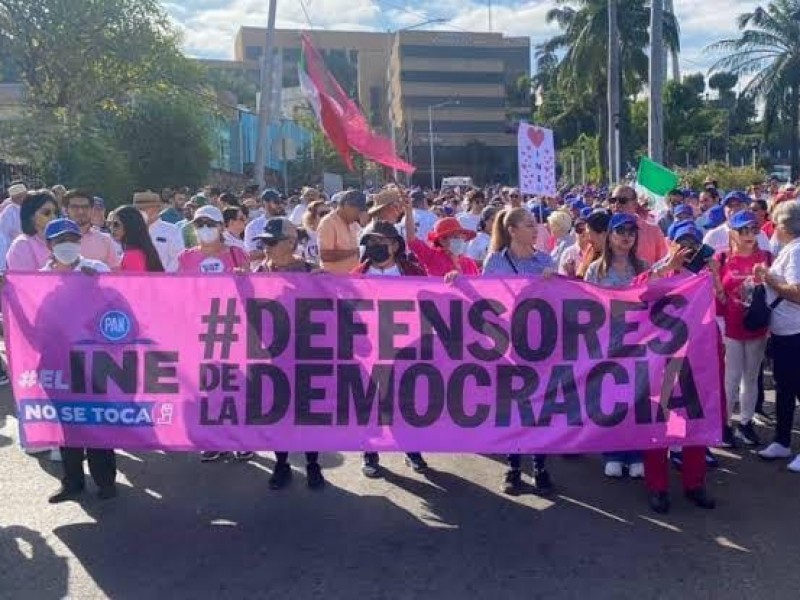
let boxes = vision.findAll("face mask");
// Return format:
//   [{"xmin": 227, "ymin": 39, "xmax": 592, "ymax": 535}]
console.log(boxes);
[
  {"xmin": 448, "ymin": 238, "xmax": 467, "ymax": 256},
  {"xmin": 196, "ymin": 226, "xmax": 219, "ymax": 245},
  {"xmin": 364, "ymin": 244, "xmax": 391, "ymax": 264},
  {"xmin": 53, "ymin": 242, "xmax": 81, "ymax": 265}
]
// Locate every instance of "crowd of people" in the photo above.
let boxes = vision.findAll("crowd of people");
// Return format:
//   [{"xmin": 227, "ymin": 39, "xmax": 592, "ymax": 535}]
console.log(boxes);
[{"xmin": 1, "ymin": 176, "xmax": 798, "ymax": 515}]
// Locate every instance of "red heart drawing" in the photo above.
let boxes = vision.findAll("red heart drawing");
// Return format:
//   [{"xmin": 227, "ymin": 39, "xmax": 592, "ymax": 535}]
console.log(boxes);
[{"xmin": 527, "ymin": 127, "xmax": 545, "ymax": 148}]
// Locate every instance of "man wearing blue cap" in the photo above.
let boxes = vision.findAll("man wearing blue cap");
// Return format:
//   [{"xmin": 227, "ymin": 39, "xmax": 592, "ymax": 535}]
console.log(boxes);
[
  {"xmin": 41, "ymin": 219, "xmax": 117, "ymax": 502},
  {"xmin": 703, "ymin": 191, "xmax": 771, "ymax": 252},
  {"xmin": 41, "ymin": 218, "xmax": 111, "ymax": 274},
  {"xmin": 657, "ymin": 189, "xmax": 687, "ymax": 235}
]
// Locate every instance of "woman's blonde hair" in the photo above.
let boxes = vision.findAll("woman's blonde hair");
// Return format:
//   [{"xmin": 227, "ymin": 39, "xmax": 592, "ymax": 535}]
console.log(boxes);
[
  {"xmin": 490, "ymin": 207, "xmax": 530, "ymax": 253},
  {"xmin": 303, "ymin": 200, "xmax": 327, "ymax": 229},
  {"xmin": 547, "ymin": 210, "xmax": 572, "ymax": 237}
]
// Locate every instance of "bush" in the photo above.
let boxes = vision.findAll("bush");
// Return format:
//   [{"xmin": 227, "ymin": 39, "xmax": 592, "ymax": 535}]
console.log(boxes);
[{"xmin": 677, "ymin": 162, "xmax": 767, "ymax": 191}]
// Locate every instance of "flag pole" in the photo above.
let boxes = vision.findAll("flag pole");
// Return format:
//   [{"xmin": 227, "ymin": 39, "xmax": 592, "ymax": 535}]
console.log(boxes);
[{"xmin": 255, "ymin": 0, "xmax": 278, "ymax": 190}]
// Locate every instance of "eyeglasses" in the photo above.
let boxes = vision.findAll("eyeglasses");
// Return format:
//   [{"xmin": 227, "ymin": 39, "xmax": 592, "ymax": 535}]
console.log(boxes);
[
  {"xmin": 613, "ymin": 226, "xmax": 638, "ymax": 237},
  {"xmin": 609, "ymin": 196, "xmax": 631, "ymax": 205},
  {"xmin": 735, "ymin": 226, "xmax": 759, "ymax": 235}
]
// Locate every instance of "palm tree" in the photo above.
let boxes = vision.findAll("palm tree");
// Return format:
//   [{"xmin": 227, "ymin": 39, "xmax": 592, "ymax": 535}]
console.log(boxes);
[
  {"xmin": 538, "ymin": 0, "xmax": 679, "ymax": 178},
  {"xmin": 708, "ymin": 0, "xmax": 800, "ymax": 179}
]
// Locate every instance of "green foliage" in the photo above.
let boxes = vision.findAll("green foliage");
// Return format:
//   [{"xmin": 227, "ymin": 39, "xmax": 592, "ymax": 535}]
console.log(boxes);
[{"xmin": 678, "ymin": 163, "xmax": 767, "ymax": 190}]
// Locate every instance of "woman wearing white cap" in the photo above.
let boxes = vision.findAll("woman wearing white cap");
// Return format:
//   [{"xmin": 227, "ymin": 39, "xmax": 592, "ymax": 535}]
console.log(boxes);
[{"xmin": 177, "ymin": 205, "xmax": 251, "ymax": 462}]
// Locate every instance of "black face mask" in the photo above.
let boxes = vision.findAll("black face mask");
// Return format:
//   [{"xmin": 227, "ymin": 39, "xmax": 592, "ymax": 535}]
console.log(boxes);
[{"xmin": 364, "ymin": 244, "xmax": 391, "ymax": 264}]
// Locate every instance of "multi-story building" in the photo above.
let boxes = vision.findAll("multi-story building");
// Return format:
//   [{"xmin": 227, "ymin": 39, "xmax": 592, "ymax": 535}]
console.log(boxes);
[{"xmin": 201, "ymin": 27, "xmax": 530, "ymax": 186}]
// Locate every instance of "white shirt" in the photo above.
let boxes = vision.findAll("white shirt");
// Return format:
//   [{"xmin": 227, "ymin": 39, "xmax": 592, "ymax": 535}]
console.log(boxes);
[
  {"xmin": 223, "ymin": 230, "xmax": 246, "ymax": 251},
  {"xmin": 300, "ymin": 229, "xmax": 320, "ymax": 263},
  {"xmin": 558, "ymin": 244, "xmax": 582, "ymax": 276},
  {"xmin": 0, "ymin": 232, "xmax": 9, "ymax": 273},
  {"xmin": 244, "ymin": 215, "xmax": 267, "ymax": 253},
  {"xmin": 457, "ymin": 213, "xmax": 481, "ymax": 232},
  {"xmin": 398, "ymin": 209, "xmax": 437, "ymax": 241},
  {"xmin": 0, "ymin": 203, "xmax": 21, "ymax": 243},
  {"xmin": 766, "ymin": 237, "xmax": 800, "ymax": 336},
  {"xmin": 40, "ymin": 257, "xmax": 111, "ymax": 272},
  {"xmin": 466, "ymin": 232, "xmax": 491, "ymax": 264},
  {"xmin": 367, "ymin": 264, "xmax": 401, "ymax": 276},
  {"xmin": 289, "ymin": 202, "xmax": 308, "ymax": 226},
  {"xmin": 703, "ymin": 223, "xmax": 771, "ymax": 253},
  {"xmin": 148, "ymin": 219, "xmax": 184, "ymax": 273}
]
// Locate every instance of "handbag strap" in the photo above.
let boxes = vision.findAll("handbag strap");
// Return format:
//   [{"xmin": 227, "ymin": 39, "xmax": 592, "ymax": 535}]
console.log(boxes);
[{"xmin": 503, "ymin": 250, "xmax": 519, "ymax": 274}]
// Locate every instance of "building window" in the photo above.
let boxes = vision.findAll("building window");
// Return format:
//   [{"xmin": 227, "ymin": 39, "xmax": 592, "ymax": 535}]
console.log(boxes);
[
  {"xmin": 401, "ymin": 71, "xmax": 505, "ymax": 85},
  {"xmin": 404, "ymin": 96, "xmax": 505, "ymax": 109},
  {"xmin": 413, "ymin": 120, "xmax": 505, "ymax": 134},
  {"xmin": 245, "ymin": 45, "xmax": 263, "ymax": 60}
]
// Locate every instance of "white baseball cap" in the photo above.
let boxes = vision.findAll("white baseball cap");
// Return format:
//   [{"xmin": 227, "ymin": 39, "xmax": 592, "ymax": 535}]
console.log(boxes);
[{"xmin": 192, "ymin": 205, "xmax": 224, "ymax": 224}]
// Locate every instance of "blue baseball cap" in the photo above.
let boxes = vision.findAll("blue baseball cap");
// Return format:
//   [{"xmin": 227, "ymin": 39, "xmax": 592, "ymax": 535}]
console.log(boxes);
[
  {"xmin": 722, "ymin": 191, "xmax": 747, "ymax": 206},
  {"xmin": 579, "ymin": 206, "xmax": 594, "ymax": 219},
  {"xmin": 674, "ymin": 204, "xmax": 694, "ymax": 219},
  {"xmin": 698, "ymin": 205, "xmax": 725, "ymax": 230},
  {"xmin": 566, "ymin": 196, "xmax": 586, "ymax": 210},
  {"xmin": 44, "ymin": 218, "xmax": 81, "ymax": 241},
  {"xmin": 609, "ymin": 213, "xmax": 638, "ymax": 231},
  {"xmin": 529, "ymin": 203, "xmax": 551, "ymax": 222},
  {"xmin": 668, "ymin": 220, "xmax": 702, "ymax": 242},
  {"xmin": 729, "ymin": 210, "xmax": 758, "ymax": 230}
]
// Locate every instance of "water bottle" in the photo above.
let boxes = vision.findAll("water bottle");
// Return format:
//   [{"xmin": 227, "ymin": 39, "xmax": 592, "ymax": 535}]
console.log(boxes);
[{"xmin": 741, "ymin": 276, "xmax": 755, "ymax": 307}]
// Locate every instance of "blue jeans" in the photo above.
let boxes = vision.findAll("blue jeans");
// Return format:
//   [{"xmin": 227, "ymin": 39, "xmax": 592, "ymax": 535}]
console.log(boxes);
[{"xmin": 603, "ymin": 451, "xmax": 642, "ymax": 465}]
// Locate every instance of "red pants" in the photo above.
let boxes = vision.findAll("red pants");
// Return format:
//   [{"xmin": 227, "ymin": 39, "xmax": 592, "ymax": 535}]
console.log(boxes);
[{"xmin": 643, "ymin": 446, "xmax": 706, "ymax": 493}]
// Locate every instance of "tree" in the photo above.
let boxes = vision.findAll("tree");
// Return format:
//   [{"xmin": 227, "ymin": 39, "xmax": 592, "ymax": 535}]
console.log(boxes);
[
  {"xmin": 708, "ymin": 0, "xmax": 800, "ymax": 179},
  {"xmin": 0, "ymin": 0, "xmax": 199, "ymax": 115},
  {"xmin": 538, "ymin": 0, "xmax": 680, "ymax": 177}
]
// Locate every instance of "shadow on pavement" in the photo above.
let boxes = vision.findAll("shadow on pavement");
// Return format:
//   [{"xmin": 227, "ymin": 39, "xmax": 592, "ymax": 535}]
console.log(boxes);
[{"xmin": 0, "ymin": 525, "xmax": 68, "ymax": 600}]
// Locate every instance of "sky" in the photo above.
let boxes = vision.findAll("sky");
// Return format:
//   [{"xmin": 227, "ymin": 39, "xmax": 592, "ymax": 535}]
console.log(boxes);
[{"xmin": 163, "ymin": 0, "xmax": 759, "ymax": 77}]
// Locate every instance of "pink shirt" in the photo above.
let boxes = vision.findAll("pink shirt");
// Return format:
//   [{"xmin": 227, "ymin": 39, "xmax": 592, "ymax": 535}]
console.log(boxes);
[
  {"xmin": 635, "ymin": 216, "xmax": 669, "ymax": 266},
  {"xmin": 80, "ymin": 228, "xmax": 120, "ymax": 268},
  {"xmin": 120, "ymin": 248, "xmax": 148, "ymax": 272},
  {"xmin": 177, "ymin": 246, "xmax": 248, "ymax": 274},
  {"xmin": 6, "ymin": 235, "xmax": 50, "ymax": 271},
  {"xmin": 408, "ymin": 239, "xmax": 480, "ymax": 277}
]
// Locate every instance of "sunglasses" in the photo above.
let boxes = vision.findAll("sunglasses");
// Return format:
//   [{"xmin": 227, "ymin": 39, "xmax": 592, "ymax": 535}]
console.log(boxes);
[
  {"xmin": 509, "ymin": 194, "xmax": 519, "ymax": 199},
  {"xmin": 735, "ymin": 226, "xmax": 759, "ymax": 235},
  {"xmin": 613, "ymin": 226, "xmax": 638, "ymax": 237},
  {"xmin": 609, "ymin": 196, "xmax": 632, "ymax": 205},
  {"xmin": 194, "ymin": 219, "xmax": 219, "ymax": 228}
]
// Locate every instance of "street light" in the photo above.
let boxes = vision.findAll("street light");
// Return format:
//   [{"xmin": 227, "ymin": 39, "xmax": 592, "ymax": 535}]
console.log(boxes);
[{"xmin": 428, "ymin": 99, "xmax": 460, "ymax": 189}]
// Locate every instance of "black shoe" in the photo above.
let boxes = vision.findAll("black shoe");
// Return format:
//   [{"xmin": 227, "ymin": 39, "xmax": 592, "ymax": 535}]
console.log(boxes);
[
  {"xmin": 721, "ymin": 425, "xmax": 737, "ymax": 449},
  {"xmin": 533, "ymin": 469, "xmax": 554, "ymax": 495},
  {"xmin": 685, "ymin": 487, "xmax": 716, "ymax": 509},
  {"xmin": 200, "ymin": 451, "xmax": 224, "ymax": 462},
  {"xmin": 97, "ymin": 485, "xmax": 117, "ymax": 500},
  {"xmin": 361, "ymin": 459, "xmax": 382, "ymax": 479},
  {"xmin": 269, "ymin": 462, "xmax": 292, "ymax": 490},
  {"xmin": 669, "ymin": 450, "xmax": 683, "ymax": 471},
  {"xmin": 736, "ymin": 422, "xmax": 761, "ymax": 446},
  {"xmin": 648, "ymin": 491, "xmax": 670, "ymax": 514},
  {"xmin": 404, "ymin": 453, "xmax": 428, "ymax": 472},
  {"xmin": 306, "ymin": 463, "xmax": 325, "ymax": 489},
  {"xmin": 233, "ymin": 451, "xmax": 255, "ymax": 461},
  {"xmin": 502, "ymin": 469, "xmax": 523, "ymax": 495},
  {"xmin": 48, "ymin": 484, "xmax": 84, "ymax": 504},
  {"xmin": 753, "ymin": 410, "xmax": 774, "ymax": 427}
]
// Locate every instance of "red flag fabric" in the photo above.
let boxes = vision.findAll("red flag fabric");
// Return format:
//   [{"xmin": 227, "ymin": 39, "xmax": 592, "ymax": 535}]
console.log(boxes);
[{"xmin": 300, "ymin": 33, "xmax": 415, "ymax": 174}]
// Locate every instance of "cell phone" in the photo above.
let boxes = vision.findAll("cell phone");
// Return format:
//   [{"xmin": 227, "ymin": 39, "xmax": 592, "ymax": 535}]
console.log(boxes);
[{"xmin": 684, "ymin": 243, "xmax": 714, "ymax": 274}]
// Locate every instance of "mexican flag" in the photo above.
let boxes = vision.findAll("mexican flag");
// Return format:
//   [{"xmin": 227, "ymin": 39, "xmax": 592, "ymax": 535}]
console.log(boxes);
[
  {"xmin": 298, "ymin": 37, "xmax": 353, "ymax": 170},
  {"xmin": 298, "ymin": 33, "xmax": 415, "ymax": 174},
  {"xmin": 635, "ymin": 156, "xmax": 680, "ymax": 213}
]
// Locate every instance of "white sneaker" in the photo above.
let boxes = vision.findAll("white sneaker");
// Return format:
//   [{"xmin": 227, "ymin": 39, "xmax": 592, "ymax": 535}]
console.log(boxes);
[
  {"xmin": 758, "ymin": 442, "xmax": 792, "ymax": 460},
  {"xmin": 604, "ymin": 461, "xmax": 624, "ymax": 477},
  {"xmin": 49, "ymin": 448, "xmax": 62, "ymax": 462},
  {"xmin": 787, "ymin": 455, "xmax": 800, "ymax": 473},
  {"xmin": 628, "ymin": 462, "xmax": 645, "ymax": 479},
  {"xmin": 24, "ymin": 447, "xmax": 50, "ymax": 455}
]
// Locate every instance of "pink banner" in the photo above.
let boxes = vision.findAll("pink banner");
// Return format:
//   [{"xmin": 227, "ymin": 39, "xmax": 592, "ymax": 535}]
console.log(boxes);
[{"xmin": 2, "ymin": 272, "xmax": 722, "ymax": 452}]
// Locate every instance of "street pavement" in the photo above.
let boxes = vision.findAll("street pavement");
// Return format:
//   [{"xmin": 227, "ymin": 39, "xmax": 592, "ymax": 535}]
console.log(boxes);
[{"xmin": 2, "ymin": 382, "xmax": 799, "ymax": 600}]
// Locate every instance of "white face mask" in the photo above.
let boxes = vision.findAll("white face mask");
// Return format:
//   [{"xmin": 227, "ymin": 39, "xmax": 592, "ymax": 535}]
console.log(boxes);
[
  {"xmin": 448, "ymin": 238, "xmax": 467, "ymax": 256},
  {"xmin": 53, "ymin": 242, "xmax": 81, "ymax": 265},
  {"xmin": 196, "ymin": 225, "xmax": 219, "ymax": 245}
]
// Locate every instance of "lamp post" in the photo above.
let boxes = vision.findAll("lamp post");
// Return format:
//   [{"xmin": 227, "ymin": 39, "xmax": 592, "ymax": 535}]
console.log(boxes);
[{"xmin": 428, "ymin": 99, "xmax": 460, "ymax": 190}]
